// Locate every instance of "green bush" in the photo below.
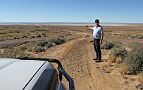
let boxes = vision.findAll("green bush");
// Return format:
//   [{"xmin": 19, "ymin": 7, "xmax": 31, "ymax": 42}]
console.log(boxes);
[
  {"xmin": 33, "ymin": 41, "xmax": 48, "ymax": 52},
  {"xmin": 46, "ymin": 40, "xmax": 55, "ymax": 48},
  {"xmin": 33, "ymin": 46, "xmax": 45, "ymax": 52},
  {"xmin": 36, "ymin": 41, "xmax": 48, "ymax": 47},
  {"xmin": 101, "ymin": 41, "xmax": 120, "ymax": 50},
  {"xmin": 111, "ymin": 45, "xmax": 127, "ymax": 58},
  {"xmin": 50, "ymin": 38, "xmax": 66, "ymax": 45},
  {"xmin": 123, "ymin": 49, "xmax": 143, "ymax": 74},
  {"xmin": 108, "ymin": 44, "xmax": 127, "ymax": 63},
  {"xmin": 33, "ymin": 37, "xmax": 66, "ymax": 52}
]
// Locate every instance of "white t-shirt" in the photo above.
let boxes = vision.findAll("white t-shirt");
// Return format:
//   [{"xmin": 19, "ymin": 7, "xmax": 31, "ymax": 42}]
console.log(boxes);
[{"xmin": 91, "ymin": 26, "xmax": 103, "ymax": 39}]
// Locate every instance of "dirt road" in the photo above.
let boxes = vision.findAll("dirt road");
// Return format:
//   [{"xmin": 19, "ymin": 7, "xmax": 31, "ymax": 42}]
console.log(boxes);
[{"xmin": 32, "ymin": 32, "xmax": 137, "ymax": 90}]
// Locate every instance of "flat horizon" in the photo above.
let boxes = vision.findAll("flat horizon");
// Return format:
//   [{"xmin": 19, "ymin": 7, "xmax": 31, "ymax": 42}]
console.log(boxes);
[{"xmin": 0, "ymin": 22, "xmax": 143, "ymax": 24}]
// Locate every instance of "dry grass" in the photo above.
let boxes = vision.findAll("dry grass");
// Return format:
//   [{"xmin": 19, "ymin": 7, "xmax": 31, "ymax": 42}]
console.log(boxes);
[
  {"xmin": 115, "ymin": 56, "xmax": 123, "ymax": 64},
  {"xmin": 107, "ymin": 44, "xmax": 127, "ymax": 65},
  {"xmin": 119, "ymin": 64, "xmax": 130, "ymax": 75}
]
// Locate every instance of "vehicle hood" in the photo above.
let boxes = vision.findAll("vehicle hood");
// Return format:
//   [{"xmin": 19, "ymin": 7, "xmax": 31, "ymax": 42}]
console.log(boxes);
[{"xmin": 0, "ymin": 58, "xmax": 52, "ymax": 90}]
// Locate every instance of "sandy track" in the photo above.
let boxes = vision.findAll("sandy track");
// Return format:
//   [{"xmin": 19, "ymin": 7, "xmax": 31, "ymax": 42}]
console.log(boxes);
[{"xmin": 32, "ymin": 34, "xmax": 132, "ymax": 90}]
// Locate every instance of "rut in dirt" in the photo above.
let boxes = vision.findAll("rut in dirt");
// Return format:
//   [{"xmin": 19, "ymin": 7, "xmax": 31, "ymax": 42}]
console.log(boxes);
[{"xmin": 33, "ymin": 37, "xmax": 126, "ymax": 90}]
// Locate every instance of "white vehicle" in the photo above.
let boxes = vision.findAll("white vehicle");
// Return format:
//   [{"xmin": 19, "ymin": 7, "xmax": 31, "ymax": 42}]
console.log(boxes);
[{"xmin": 0, "ymin": 58, "xmax": 75, "ymax": 90}]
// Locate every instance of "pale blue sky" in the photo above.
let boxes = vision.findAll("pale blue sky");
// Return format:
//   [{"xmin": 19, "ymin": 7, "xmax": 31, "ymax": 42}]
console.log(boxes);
[{"xmin": 0, "ymin": 0, "xmax": 143, "ymax": 23}]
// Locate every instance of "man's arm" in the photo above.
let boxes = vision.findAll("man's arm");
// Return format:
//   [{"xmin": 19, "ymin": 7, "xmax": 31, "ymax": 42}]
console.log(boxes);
[{"xmin": 86, "ymin": 25, "xmax": 93, "ymax": 30}]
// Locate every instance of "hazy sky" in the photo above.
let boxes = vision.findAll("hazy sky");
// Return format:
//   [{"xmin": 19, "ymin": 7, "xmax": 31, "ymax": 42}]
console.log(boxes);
[{"xmin": 0, "ymin": 0, "xmax": 143, "ymax": 23}]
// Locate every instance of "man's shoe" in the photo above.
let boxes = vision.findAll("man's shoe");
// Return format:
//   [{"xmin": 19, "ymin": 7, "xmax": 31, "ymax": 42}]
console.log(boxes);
[
  {"xmin": 93, "ymin": 58, "xmax": 97, "ymax": 60},
  {"xmin": 90, "ymin": 40, "xmax": 93, "ymax": 42},
  {"xmin": 95, "ymin": 60, "xmax": 102, "ymax": 63}
]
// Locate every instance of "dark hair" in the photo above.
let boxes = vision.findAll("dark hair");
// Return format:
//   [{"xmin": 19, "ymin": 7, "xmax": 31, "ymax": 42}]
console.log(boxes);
[{"xmin": 95, "ymin": 19, "xmax": 99, "ymax": 23}]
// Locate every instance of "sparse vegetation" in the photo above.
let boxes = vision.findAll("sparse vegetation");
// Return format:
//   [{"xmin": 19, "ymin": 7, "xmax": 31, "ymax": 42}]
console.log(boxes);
[
  {"xmin": 33, "ymin": 46, "xmax": 46, "ymax": 52},
  {"xmin": 128, "ymin": 34, "xmax": 143, "ymax": 39},
  {"xmin": 129, "ymin": 42, "xmax": 143, "ymax": 50},
  {"xmin": 107, "ymin": 42, "xmax": 143, "ymax": 75},
  {"xmin": 0, "ymin": 47, "xmax": 29, "ymax": 58},
  {"xmin": 0, "ymin": 29, "xmax": 49, "ymax": 41},
  {"xmin": 122, "ymin": 44, "xmax": 143, "ymax": 75},
  {"xmin": 108, "ymin": 43, "xmax": 127, "ymax": 64},
  {"xmin": 33, "ymin": 37, "xmax": 67, "ymax": 53},
  {"xmin": 101, "ymin": 41, "xmax": 120, "ymax": 50}
]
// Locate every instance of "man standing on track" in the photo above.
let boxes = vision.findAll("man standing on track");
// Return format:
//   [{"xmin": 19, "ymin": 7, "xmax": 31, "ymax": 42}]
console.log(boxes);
[{"xmin": 87, "ymin": 19, "xmax": 104, "ymax": 62}]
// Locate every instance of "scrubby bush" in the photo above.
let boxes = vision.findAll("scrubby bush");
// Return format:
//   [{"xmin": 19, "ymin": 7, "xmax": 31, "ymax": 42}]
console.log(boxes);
[
  {"xmin": 108, "ymin": 44, "xmax": 127, "ymax": 64},
  {"xmin": 33, "ymin": 46, "xmax": 46, "ymax": 52},
  {"xmin": 55, "ymin": 37, "xmax": 66, "ymax": 44},
  {"xmin": 33, "ymin": 37, "xmax": 67, "ymax": 52},
  {"xmin": 0, "ymin": 48, "xmax": 29, "ymax": 58},
  {"xmin": 101, "ymin": 41, "xmax": 120, "ymax": 50},
  {"xmin": 50, "ymin": 38, "xmax": 66, "ymax": 45},
  {"xmin": 122, "ymin": 45, "xmax": 143, "ymax": 75},
  {"xmin": 129, "ymin": 42, "xmax": 143, "ymax": 50},
  {"xmin": 36, "ymin": 40, "xmax": 48, "ymax": 47},
  {"xmin": 46, "ymin": 41, "xmax": 54, "ymax": 48},
  {"xmin": 111, "ymin": 45, "xmax": 127, "ymax": 58},
  {"xmin": 128, "ymin": 34, "xmax": 143, "ymax": 39},
  {"xmin": 33, "ymin": 41, "xmax": 48, "ymax": 52}
]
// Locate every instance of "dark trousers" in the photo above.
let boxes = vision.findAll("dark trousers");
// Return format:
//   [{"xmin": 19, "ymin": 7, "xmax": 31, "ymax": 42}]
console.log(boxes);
[{"xmin": 93, "ymin": 39, "xmax": 101, "ymax": 61}]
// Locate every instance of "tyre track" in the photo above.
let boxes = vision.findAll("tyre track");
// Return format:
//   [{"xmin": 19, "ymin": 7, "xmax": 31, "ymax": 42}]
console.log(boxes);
[{"xmin": 33, "ymin": 36, "xmax": 126, "ymax": 90}]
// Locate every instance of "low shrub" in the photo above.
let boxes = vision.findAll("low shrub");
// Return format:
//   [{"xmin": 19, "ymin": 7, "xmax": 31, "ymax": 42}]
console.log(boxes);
[
  {"xmin": 128, "ymin": 34, "xmax": 143, "ymax": 39},
  {"xmin": 108, "ymin": 44, "xmax": 127, "ymax": 64},
  {"xmin": 0, "ymin": 48, "xmax": 29, "ymax": 58},
  {"xmin": 129, "ymin": 42, "xmax": 143, "ymax": 50},
  {"xmin": 33, "ymin": 37, "xmax": 67, "ymax": 52},
  {"xmin": 123, "ymin": 47, "xmax": 143, "ymax": 75},
  {"xmin": 111, "ymin": 45, "xmax": 127, "ymax": 58},
  {"xmin": 101, "ymin": 41, "xmax": 120, "ymax": 50},
  {"xmin": 33, "ymin": 41, "xmax": 48, "ymax": 52},
  {"xmin": 36, "ymin": 41, "xmax": 48, "ymax": 47},
  {"xmin": 33, "ymin": 46, "xmax": 46, "ymax": 52}
]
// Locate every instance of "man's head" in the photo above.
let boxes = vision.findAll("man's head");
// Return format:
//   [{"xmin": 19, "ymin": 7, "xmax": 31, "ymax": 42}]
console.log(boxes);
[{"xmin": 95, "ymin": 19, "xmax": 100, "ymax": 27}]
